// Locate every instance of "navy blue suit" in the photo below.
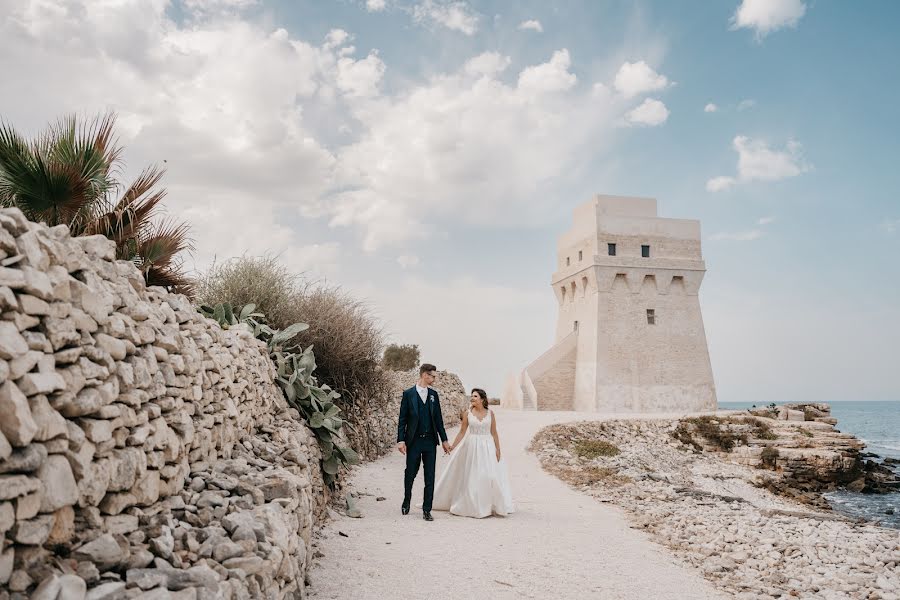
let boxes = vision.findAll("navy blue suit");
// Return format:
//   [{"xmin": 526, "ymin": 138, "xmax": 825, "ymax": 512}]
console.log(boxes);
[{"xmin": 397, "ymin": 386, "xmax": 448, "ymax": 512}]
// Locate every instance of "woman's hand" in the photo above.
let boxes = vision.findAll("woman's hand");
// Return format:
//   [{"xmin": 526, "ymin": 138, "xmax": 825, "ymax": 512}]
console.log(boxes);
[{"xmin": 495, "ymin": 448, "xmax": 501, "ymax": 462}]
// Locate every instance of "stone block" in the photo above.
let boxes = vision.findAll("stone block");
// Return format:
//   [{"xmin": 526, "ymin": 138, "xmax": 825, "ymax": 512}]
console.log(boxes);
[{"xmin": 37, "ymin": 454, "xmax": 79, "ymax": 512}]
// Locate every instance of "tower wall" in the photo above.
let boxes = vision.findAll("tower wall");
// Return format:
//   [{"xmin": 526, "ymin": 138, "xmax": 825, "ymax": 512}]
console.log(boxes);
[{"xmin": 517, "ymin": 193, "xmax": 717, "ymax": 413}]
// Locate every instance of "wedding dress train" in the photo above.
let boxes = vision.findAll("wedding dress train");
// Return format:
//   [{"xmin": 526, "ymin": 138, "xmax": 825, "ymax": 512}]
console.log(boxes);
[{"xmin": 432, "ymin": 409, "xmax": 515, "ymax": 518}]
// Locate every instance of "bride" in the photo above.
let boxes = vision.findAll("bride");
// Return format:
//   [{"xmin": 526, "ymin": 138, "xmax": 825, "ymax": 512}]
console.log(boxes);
[{"xmin": 432, "ymin": 389, "xmax": 515, "ymax": 518}]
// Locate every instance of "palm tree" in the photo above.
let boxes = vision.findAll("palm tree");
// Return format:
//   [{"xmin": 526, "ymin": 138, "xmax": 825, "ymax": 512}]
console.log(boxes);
[{"xmin": 0, "ymin": 113, "xmax": 194, "ymax": 297}]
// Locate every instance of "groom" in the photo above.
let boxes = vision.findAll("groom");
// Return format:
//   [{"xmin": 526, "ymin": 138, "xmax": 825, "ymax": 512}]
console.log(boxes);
[{"xmin": 397, "ymin": 363, "xmax": 451, "ymax": 521}]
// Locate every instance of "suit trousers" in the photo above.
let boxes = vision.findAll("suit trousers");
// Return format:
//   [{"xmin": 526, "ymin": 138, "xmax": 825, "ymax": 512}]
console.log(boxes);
[{"xmin": 404, "ymin": 435, "xmax": 437, "ymax": 512}]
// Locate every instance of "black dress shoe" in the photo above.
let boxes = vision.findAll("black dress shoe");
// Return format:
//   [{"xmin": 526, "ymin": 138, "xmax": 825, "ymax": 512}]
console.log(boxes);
[
  {"xmin": 401, "ymin": 505, "xmax": 410, "ymax": 515},
  {"xmin": 423, "ymin": 511, "xmax": 434, "ymax": 521}
]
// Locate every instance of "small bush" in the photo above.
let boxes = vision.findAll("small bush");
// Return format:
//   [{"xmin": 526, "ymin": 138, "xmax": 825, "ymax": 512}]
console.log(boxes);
[
  {"xmin": 195, "ymin": 255, "xmax": 389, "ymax": 456},
  {"xmin": 749, "ymin": 418, "xmax": 778, "ymax": 441},
  {"xmin": 760, "ymin": 446, "xmax": 779, "ymax": 469},
  {"xmin": 694, "ymin": 416, "xmax": 747, "ymax": 451},
  {"xmin": 573, "ymin": 466, "xmax": 629, "ymax": 486},
  {"xmin": 575, "ymin": 439, "xmax": 620, "ymax": 459},
  {"xmin": 382, "ymin": 344, "xmax": 421, "ymax": 371},
  {"xmin": 799, "ymin": 428, "xmax": 814, "ymax": 438}
]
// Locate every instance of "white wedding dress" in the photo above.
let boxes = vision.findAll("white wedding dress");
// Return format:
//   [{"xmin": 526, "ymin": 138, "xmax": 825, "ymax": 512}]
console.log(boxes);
[{"xmin": 432, "ymin": 409, "xmax": 515, "ymax": 518}]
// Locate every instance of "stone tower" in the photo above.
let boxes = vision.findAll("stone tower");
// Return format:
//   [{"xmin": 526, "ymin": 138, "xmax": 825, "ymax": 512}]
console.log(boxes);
[{"xmin": 503, "ymin": 195, "xmax": 717, "ymax": 412}]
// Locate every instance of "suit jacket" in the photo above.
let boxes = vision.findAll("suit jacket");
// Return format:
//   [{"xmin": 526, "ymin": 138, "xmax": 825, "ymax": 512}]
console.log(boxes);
[{"xmin": 397, "ymin": 386, "xmax": 448, "ymax": 447}]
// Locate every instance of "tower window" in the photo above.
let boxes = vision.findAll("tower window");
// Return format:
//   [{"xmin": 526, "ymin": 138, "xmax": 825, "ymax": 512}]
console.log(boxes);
[
  {"xmin": 608, "ymin": 243, "xmax": 616, "ymax": 256},
  {"xmin": 641, "ymin": 245, "xmax": 650, "ymax": 258},
  {"xmin": 578, "ymin": 250, "xmax": 583, "ymax": 261},
  {"xmin": 574, "ymin": 320, "xmax": 579, "ymax": 332},
  {"xmin": 646, "ymin": 309, "xmax": 656, "ymax": 325},
  {"xmin": 566, "ymin": 257, "xmax": 570, "ymax": 266}
]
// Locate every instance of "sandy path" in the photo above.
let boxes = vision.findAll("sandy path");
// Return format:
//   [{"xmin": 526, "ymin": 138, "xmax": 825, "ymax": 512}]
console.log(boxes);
[{"xmin": 307, "ymin": 409, "xmax": 727, "ymax": 600}]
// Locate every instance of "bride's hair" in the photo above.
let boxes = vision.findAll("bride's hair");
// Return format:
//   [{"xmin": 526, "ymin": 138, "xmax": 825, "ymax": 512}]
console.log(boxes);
[{"xmin": 471, "ymin": 388, "xmax": 488, "ymax": 409}]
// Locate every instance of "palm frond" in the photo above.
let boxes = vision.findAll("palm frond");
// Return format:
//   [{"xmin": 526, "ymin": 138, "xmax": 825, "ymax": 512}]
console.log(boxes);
[
  {"xmin": 86, "ymin": 165, "xmax": 167, "ymax": 247},
  {"xmin": 135, "ymin": 216, "xmax": 195, "ymax": 271}
]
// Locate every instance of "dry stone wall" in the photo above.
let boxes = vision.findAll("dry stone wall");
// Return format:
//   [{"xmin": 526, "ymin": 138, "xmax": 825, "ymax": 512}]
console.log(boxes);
[{"xmin": 0, "ymin": 208, "xmax": 324, "ymax": 599}]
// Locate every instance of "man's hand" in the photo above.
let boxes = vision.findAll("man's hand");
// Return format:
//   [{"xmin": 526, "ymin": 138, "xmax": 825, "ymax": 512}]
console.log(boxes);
[
  {"xmin": 397, "ymin": 442, "xmax": 407, "ymax": 455},
  {"xmin": 495, "ymin": 448, "xmax": 501, "ymax": 462},
  {"xmin": 442, "ymin": 441, "xmax": 451, "ymax": 455}
]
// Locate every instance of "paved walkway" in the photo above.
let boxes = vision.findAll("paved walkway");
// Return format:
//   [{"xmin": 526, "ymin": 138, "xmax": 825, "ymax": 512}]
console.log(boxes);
[{"xmin": 307, "ymin": 409, "xmax": 727, "ymax": 600}]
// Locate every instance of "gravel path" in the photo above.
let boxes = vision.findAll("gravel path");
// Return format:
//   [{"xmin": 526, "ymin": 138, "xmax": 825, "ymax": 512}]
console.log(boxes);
[{"xmin": 307, "ymin": 409, "xmax": 727, "ymax": 600}]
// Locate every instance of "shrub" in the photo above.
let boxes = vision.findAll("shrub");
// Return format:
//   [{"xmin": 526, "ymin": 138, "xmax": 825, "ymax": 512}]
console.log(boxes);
[
  {"xmin": 196, "ymin": 255, "xmax": 389, "ymax": 456},
  {"xmin": 382, "ymin": 343, "xmax": 421, "ymax": 371},
  {"xmin": 673, "ymin": 416, "xmax": 747, "ymax": 452},
  {"xmin": 760, "ymin": 446, "xmax": 779, "ymax": 469},
  {"xmin": 575, "ymin": 439, "xmax": 620, "ymax": 459},
  {"xmin": 195, "ymin": 255, "xmax": 300, "ymax": 327},
  {"xmin": 749, "ymin": 418, "xmax": 778, "ymax": 440}
]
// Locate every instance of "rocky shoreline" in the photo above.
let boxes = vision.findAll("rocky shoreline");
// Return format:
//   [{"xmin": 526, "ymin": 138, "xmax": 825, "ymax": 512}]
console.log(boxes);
[{"xmin": 530, "ymin": 409, "xmax": 900, "ymax": 599}]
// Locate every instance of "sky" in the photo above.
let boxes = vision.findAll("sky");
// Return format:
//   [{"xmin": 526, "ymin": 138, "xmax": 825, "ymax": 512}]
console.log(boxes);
[{"xmin": 1, "ymin": 0, "xmax": 898, "ymax": 403}]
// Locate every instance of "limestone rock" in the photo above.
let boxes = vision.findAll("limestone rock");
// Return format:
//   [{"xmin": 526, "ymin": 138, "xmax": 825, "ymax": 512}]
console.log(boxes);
[
  {"xmin": 37, "ymin": 454, "xmax": 79, "ymax": 512},
  {"xmin": 0, "ymin": 380, "xmax": 38, "ymax": 446},
  {"xmin": 74, "ymin": 533, "xmax": 128, "ymax": 569},
  {"xmin": 11, "ymin": 513, "xmax": 54, "ymax": 544},
  {"xmin": 0, "ymin": 320, "xmax": 28, "ymax": 359},
  {"xmin": 0, "ymin": 443, "xmax": 46, "ymax": 474}
]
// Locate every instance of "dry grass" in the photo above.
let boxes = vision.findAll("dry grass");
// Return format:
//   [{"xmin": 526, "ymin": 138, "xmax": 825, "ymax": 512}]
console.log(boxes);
[
  {"xmin": 529, "ymin": 423, "xmax": 630, "ymax": 488},
  {"xmin": 195, "ymin": 255, "xmax": 390, "ymax": 457},
  {"xmin": 575, "ymin": 439, "xmax": 620, "ymax": 459}
]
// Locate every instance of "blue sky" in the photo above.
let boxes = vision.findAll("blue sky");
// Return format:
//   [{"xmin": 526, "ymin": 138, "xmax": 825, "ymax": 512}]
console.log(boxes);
[{"xmin": 1, "ymin": 0, "xmax": 898, "ymax": 403}]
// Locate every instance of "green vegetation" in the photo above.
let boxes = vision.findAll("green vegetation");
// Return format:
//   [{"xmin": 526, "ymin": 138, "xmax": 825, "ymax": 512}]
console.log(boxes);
[
  {"xmin": 382, "ymin": 343, "xmax": 421, "ymax": 371},
  {"xmin": 196, "ymin": 256, "xmax": 389, "ymax": 458},
  {"xmin": 0, "ymin": 113, "xmax": 193, "ymax": 295},
  {"xmin": 760, "ymin": 446, "xmax": 779, "ymax": 469},
  {"xmin": 575, "ymin": 439, "xmax": 620, "ymax": 459},
  {"xmin": 200, "ymin": 302, "xmax": 359, "ymax": 485}
]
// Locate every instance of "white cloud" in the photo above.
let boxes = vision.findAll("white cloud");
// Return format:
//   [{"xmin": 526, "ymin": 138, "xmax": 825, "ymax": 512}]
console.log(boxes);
[
  {"xmin": 0, "ymin": 2, "xmax": 619, "ymax": 264},
  {"xmin": 412, "ymin": 0, "xmax": 478, "ymax": 35},
  {"xmin": 737, "ymin": 99, "xmax": 756, "ymax": 111},
  {"xmin": 332, "ymin": 47, "xmax": 614, "ymax": 251},
  {"xmin": 706, "ymin": 176, "xmax": 736, "ymax": 192},
  {"xmin": 517, "ymin": 49, "xmax": 577, "ymax": 95},
  {"xmin": 707, "ymin": 136, "xmax": 809, "ymax": 192},
  {"xmin": 183, "ymin": 0, "xmax": 258, "ymax": 17},
  {"xmin": 881, "ymin": 219, "xmax": 900, "ymax": 234},
  {"xmin": 731, "ymin": 0, "xmax": 806, "ymax": 39},
  {"xmin": 336, "ymin": 50, "xmax": 386, "ymax": 97},
  {"xmin": 704, "ymin": 103, "xmax": 718, "ymax": 113},
  {"xmin": 613, "ymin": 60, "xmax": 671, "ymax": 99},
  {"xmin": 709, "ymin": 229, "xmax": 764, "ymax": 241},
  {"xmin": 757, "ymin": 216, "xmax": 775, "ymax": 225},
  {"xmin": 518, "ymin": 19, "xmax": 543, "ymax": 33},
  {"xmin": 366, "ymin": 0, "xmax": 387, "ymax": 12},
  {"xmin": 0, "ymin": 0, "xmax": 402, "ymax": 272},
  {"xmin": 464, "ymin": 52, "xmax": 511, "ymax": 77},
  {"xmin": 397, "ymin": 255, "xmax": 420, "ymax": 269},
  {"xmin": 624, "ymin": 98, "xmax": 669, "ymax": 127}
]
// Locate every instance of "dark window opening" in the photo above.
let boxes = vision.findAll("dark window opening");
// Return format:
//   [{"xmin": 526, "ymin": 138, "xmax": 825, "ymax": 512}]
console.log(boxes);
[
  {"xmin": 574, "ymin": 320, "xmax": 579, "ymax": 332},
  {"xmin": 578, "ymin": 250, "xmax": 583, "ymax": 261},
  {"xmin": 646, "ymin": 309, "xmax": 656, "ymax": 325},
  {"xmin": 566, "ymin": 257, "xmax": 570, "ymax": 266},
  {"xmin": 641, "ymin": 245, "xmax": 650, "ymax": 258},
  {"xmin": 608, "ymin": 243, "xmax": 616, "ymax": 256}
]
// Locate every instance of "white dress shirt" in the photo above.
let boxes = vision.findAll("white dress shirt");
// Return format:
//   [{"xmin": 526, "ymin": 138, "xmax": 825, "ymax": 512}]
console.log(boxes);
[{"xmin": 415, "ymin": 384, "xmax": 428, "ymax": 404}]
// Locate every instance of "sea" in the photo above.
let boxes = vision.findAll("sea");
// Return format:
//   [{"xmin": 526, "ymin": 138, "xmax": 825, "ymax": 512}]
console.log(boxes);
[{"xmin": 718, "ymin": 401, "xmax": 900, "ymax": 529}]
